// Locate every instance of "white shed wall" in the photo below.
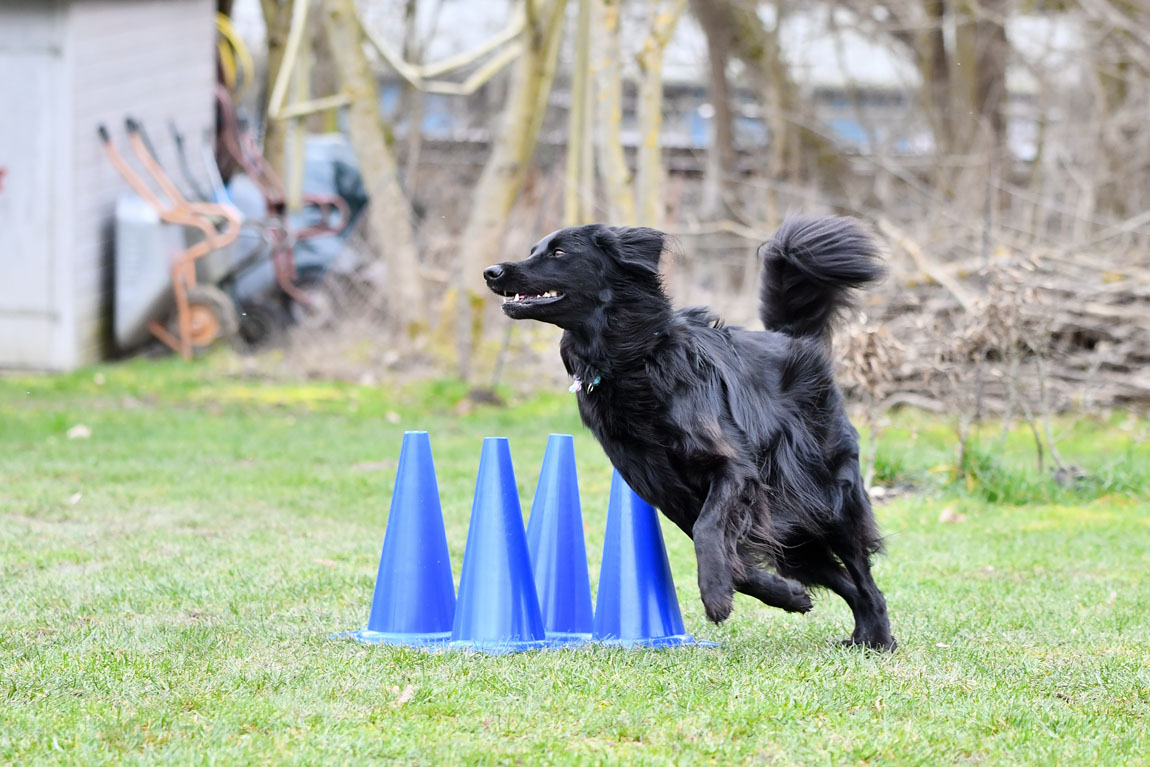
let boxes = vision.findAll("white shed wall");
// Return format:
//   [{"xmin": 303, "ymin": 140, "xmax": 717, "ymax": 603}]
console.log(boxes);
[
  {"xmin": 0, "ymin": 0, "xmax": 216, "ymax": 370},
  {"xmin": 0, "ymin": 1, "xmax": 70, "ymax": 368}
]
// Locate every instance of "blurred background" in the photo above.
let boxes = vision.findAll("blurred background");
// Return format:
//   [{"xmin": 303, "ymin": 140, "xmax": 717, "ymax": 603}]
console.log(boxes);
[{"xmin": 0, "ymin": 0, "xmax": 1146, "ymax": 437}]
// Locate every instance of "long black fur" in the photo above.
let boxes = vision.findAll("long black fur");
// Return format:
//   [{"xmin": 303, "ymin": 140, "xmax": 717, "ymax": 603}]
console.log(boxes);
[
  {"xmin": 483, "ymin": 217, "xmax": 895, "ymax": 649},
  {"xmin": 759, "ymin": 218, "xmax": 885, "ymax": 342}
]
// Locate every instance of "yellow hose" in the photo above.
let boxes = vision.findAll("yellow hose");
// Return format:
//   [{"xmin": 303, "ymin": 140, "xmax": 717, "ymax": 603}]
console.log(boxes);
[{"xmin": 216, "ymin": 13, "xmax": 255, "ymax": 98}]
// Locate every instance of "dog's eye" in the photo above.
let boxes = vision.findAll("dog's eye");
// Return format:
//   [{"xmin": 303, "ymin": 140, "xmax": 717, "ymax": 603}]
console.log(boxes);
[{"xmin": 552, "ymin": 249, "xmax": 565, "ymax": 258}]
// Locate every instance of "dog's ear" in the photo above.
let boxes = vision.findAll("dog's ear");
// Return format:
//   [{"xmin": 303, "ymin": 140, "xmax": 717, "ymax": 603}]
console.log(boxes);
[{"xmin": 593, "ymin": 226, "xmax": 665, "ymax": 276}]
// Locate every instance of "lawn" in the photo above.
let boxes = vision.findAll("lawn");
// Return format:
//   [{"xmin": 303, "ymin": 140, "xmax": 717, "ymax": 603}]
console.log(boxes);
[{"xmin": 2, "ymin": 358, "xmax": 1148, "ymax": 766}]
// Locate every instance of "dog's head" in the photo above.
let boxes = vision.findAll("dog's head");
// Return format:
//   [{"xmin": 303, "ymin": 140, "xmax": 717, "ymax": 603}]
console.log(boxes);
[{"xmin": 483, "ymin": 224, "xmax": 666, "ymax": 329}]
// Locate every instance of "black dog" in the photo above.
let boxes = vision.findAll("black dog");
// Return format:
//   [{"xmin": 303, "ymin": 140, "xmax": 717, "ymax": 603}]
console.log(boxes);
[{"xmin": 483, "ymin": 218, "xmax": 895, "ymax": 649}]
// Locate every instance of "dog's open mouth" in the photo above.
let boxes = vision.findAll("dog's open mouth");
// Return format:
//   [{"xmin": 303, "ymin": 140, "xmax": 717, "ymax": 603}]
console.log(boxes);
[{"xmin": 498, "ymin": 290, "xmax": 564, "ymax": 307}]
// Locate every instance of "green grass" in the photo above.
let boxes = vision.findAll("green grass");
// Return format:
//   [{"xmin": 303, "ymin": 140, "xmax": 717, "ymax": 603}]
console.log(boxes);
[{"xmin": 2, "ymin": 358, "xmax": 1148, "ymax": 766}]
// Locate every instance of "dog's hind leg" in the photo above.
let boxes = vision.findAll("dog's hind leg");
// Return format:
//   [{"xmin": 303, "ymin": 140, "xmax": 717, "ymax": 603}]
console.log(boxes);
[
  {"xmin": 827, "ymin": 479, "xmax": 896, "ymax": 650},
  {"xmin": 735, "ymin": 567, "xmax": 813, "ymax": 613},
  {"xmin": 829, "ymin": 541, "xmax": 896, "ymax": 651},
  {"xmin": 776, "ymin": 539, "xmax": 881, "ymax": 638}
]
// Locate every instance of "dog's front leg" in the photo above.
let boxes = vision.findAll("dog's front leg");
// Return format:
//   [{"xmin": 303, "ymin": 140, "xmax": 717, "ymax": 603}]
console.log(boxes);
[{"xmin": 693, "ymin": 477, "xmax": 740, "ymax": 624}]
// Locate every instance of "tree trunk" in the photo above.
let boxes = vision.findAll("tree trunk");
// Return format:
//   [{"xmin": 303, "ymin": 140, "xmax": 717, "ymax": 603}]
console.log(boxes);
[
  {"xmin": 692, "ymin": 0, "xmax": 737, "ymax": 221},
  {"xmin": 321, "ymin": 0, "xmax": 426, "ymax": 327},
  {"xmin": 286, "ymin": 27, "xmax": 311, "ymax": 211},
  {"xmin": 762, "ymin": 3, "xmax": 799, "ymax": 184},
  {"xmin": 973, "ymin": 0, "xmax": 1008, "ymax": 152},
  {"xmin": 1091, "ymin": 0, "xmax": 1142, "ymax": 218},
  {"xmin": 919, "ymin": 0, "xmax": 953, "ymax": 158},
  {"xmin": 716, "ymin": 0, "xmax": 796, "ymax": 220},
  {"xmin": 635, "ymin": 0, "xmax": 688, "ymax": 227},
  {"xmin": 308, "ymin": 1, "xmax": 342, "ymax": 134},
  {"xmin": 593, "ymin": 0, "xmax": 635, "ymax": 224},
  {"xmin": 454, "ymin": 0, "xmax": 568, "ymax": 380},
  {"xmin": 260, "ymin": 0, "xmax": 293, "ymax": 182},
  {"xmin": 950, "ymin": 0, "xmax": 1007, "ymax": 213},
  {"xmin": 705, "ymin": 0, "xmax": 845, "ymax": 219},
  {"xmin": 953, "ymin": 0, "xmax": 1006, "ymax": 155},
  {"xmin": 400, "ymin": 0, "xmax": 426, "ymax": 198},
  {"xmin": 564, "ymin": 0, "xmax": 593, "ymax": 224}
]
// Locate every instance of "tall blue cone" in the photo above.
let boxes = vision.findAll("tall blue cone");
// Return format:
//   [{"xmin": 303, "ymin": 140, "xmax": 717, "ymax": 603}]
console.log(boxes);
[
  {"xmin": 593, "ymin": 470, "xmax": 701, "ymax": 648},
  {"xmin": 342, "ymin": 431, "xmax": 456, "ymax": 646},
  {"xmin": 450, "ymin": 438, "xmax": 548, "ymax": 653},
  {"xmin": 526, "ymin": 434, "xmax": 594, "ymax": 644}
]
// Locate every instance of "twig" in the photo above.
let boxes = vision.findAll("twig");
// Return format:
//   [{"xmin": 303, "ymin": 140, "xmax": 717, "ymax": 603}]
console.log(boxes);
[{"xmin": 876, "ymin": 217, "xmax": 976, "ymax": 310}]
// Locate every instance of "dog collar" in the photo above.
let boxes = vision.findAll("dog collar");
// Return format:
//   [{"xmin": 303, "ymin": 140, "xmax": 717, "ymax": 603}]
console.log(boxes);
[{"xmin": 569, "ymin": 374, "xmax": 601, "ymax": 394}]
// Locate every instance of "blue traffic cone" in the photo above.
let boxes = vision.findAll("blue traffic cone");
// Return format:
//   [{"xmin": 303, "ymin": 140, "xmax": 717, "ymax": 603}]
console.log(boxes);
[
  {"xmin": 342, "ymin": 431, "xmax": 456, "ymax": 646},
  {"xmin": 526, "ymin": 434, "xmax": 594, "ymax": 644},
  {"xmin": 593, "ymin": 470, "xmax": 701, "ymax": 648},
  {"xmin": 450, "ymin": 438, "xmax": 548, "ymax": 653}
]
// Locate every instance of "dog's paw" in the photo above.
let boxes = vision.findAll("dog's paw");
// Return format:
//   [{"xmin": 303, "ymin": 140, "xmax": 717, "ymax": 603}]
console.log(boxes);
[
  {"xmin": 785, "ymin": 582, "xmax": 814, "ymax": 614},
  {"xmin": 699, "ymin": 570, "xmax": 735, "ymax": 624},
  {"xmin": 702, "ymin": 592, "xmax": 734, "ymax": 624},
  {"xmin": 694, "ymin": 551, "xmax": 731, "ymax": 625},
  {"xmin": 840, "ymin": 634, "xmax": 898, "ymax": 652}
]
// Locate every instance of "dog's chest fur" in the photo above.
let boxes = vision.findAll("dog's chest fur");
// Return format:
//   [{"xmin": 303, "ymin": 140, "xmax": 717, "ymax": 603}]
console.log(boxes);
[{"xmin": 559, "ymin": 324, "xmax": 722, "ymax": 536}]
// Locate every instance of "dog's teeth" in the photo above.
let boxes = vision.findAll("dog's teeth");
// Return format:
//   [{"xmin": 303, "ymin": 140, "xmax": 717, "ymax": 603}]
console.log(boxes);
[{"xmin": 515, "ymin": 294, "xmax": 521, "ymax": 302}]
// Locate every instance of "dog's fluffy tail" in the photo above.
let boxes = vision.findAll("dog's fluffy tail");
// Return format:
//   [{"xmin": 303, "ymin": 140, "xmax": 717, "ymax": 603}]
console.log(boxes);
[{"xmin": 758, "ymin": 217, "xmax": 885, "ymax": 341}]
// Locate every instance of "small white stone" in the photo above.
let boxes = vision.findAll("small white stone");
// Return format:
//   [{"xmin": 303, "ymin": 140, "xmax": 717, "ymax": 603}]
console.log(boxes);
[{"xmin": 67, "ymin": 424, "xmax": 92, "ymax": 440}]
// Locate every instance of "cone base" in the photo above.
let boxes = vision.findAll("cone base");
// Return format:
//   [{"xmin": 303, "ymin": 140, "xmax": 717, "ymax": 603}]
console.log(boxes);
[
  {"xmin": 332, "ymin": 630, "xmax": 718, "ymax": 651},
  {"xmin": 335, "ymin": 629, "xmax": 452, "ymax": 647},
  {"xmin": 545, "ymin": 631, "xmax": 593, "ymax": 647},
  {"xmin": 593, "ymin": 633, "xmax": 720, "ymax": 650},
  {"xmin": 448, "ymin": 638, "xmax": 553, "ymax": 654}
]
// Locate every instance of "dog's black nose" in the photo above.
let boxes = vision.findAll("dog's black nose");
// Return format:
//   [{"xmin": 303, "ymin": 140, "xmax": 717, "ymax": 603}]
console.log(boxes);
[{"xmin": 483, "ymin": 264, "xmax": 504, "ymax": 281}]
